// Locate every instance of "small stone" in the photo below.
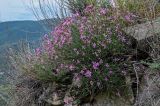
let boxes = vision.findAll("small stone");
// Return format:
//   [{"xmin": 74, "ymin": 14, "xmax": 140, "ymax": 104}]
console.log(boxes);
[
  {"xmin": 46, "ymin": 92, "xmax": 63, "ymax": 105},
  {"xmin": 47, "ymin": 99, "xmax": 63, "ymax": 106}
]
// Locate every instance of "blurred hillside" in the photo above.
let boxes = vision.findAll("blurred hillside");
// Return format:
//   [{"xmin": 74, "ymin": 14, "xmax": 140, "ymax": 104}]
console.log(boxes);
[
  {"xmin": 0, "ymin": 20, "xmax": 47, "ymax": 70},
  {"xmin": 0, "ymin": 19, "xmax": 60, "ymax": 67},
  {"xmin": 0, "ymin": 20, "xmax": 48, "ymax": 46},
  {"xmin": 0, "ymin": 20, "xmax": 59, "ymax": 105}
]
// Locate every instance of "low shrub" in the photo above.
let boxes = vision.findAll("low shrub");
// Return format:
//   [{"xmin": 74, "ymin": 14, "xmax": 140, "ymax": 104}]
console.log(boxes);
[{"xmin": 10, "ymin": 3, "xmax": 140, "ymax": 105}]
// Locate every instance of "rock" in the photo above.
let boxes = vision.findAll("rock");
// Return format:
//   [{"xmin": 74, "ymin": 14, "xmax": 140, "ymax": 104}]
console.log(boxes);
[
  {"xmin": 47, "ymin": 99, "xmax": 63, "ymax": 106},
  {"xmin": 135, "ymin": 70, "xmax": 160, "ymax": 106},
  {"xmin": 45, "ymin": 92, "xmax": 63, "ymax": 106},
  {"xmin": 82, "ymin": 92, "xmax": 132, "ymax": 106},
  {"xmin": 124, "ymin": 17, "xmax": 160, "ymax": 41},
  {"xmin": 124, "ymin": 17, "xmax": 160, "ymax": 59}
]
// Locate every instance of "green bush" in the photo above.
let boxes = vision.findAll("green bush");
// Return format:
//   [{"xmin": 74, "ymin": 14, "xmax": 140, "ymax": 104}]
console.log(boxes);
[{"xmin": 11, "ymin": 2, "xmax": 156, "ymax": 105}]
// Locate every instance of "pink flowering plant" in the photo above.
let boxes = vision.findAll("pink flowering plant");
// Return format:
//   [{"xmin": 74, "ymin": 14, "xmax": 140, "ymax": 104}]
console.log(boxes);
[{"xmin": 14, "ymin": 5, "xmax": 136, "ymax": 105}]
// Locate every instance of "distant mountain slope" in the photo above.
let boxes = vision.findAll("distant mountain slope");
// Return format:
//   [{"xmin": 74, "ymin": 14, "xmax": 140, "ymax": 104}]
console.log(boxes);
[
  {"xmin": 0, "ymin": 19, "xmax": 60, "ymax": 72},
  {"xmin": 0, "ymin": 20, "xmax": 50, "ymax": 46},
  {"xmin": 0, "ymin": 19, "xmax": 60, "ymax": 106}
]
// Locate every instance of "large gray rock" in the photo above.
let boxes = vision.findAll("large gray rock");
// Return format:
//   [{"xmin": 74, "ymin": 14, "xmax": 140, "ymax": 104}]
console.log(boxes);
[
  {"xmin": 124, "ymin": 17, "xmax": 160, "ymax": 59},
  {"xmin": 124, "ymin": 17, "xmax": 160, "ymax": 40},
  {"xmin": 82, "ymin": 92, "xmax": 132, "ymax": 106},
  {"xmin": 135, "ymin": 70, "xmax": 160, "ymax": 106}
]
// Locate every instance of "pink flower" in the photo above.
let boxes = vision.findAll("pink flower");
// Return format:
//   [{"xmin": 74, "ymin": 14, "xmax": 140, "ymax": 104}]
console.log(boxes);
[
  {"xmin": 64, "ymin": 96, "xmax": 73, "ymax": 105},
  {"xmin": 84, "ymin": 70, "xmax": 92, "ymax": 78},
  {"xmin": 50, "ymin": 18, "xmax": 73, "ymax": 48},
  {"xmin": 100, "ymin": 8, "xmax": 107, "ymax": 15},
  {"xmin": 92, "ymin": 43, "xmax": 96, "ymax": 48},
  {"xmin": 92, "ymin": 62, "xmax": 100, "ymax": 70},
  {"xmin": 35, "ymin": 48, "xmax": 41, "ymax": 56},
  {"xmin": 60, "ymin": 64, "xmax": 64, "ymax": 68},
  {"xmin": 62, "ymin": 17, "xmax": 73, "ymax": 26},
  {"xmin": 73, "ymin": 12, "xmax": 80, "ymax": 18},
  {"xmin": 104, "ymin": 77, "xmax": 108, "ymax": 81},
  {"xmin": 84, "ymin": 5, "xmax": 94, "ymax": 13},
  {"xmin": 105, "ymin": 63, "xmax": 109, "ymax": 68},
  {"xmin": 109, "ymin": 71, "xmax": 113, "ymax": 74},
  {"xmin": 124, "ymin": 15, "xmax": 132, "ymax": 22},
  {"xmin": 69, "ymin": 64, "xmax": 75, "ymax": 71},
  {"xmin": 82, "ymin": 16, "xmax": 87, "ymax": 21}
]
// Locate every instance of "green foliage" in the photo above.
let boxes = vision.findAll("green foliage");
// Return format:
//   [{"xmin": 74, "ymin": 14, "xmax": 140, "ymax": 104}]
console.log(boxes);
[
  {"xmin": 66, "ymin": 0, "xmax": 110, "ymax": 14},
  {"xmin": 145, "ymin": 61, "xmax": 160, "ymax": 70},
  {"xmin": 10, "ymin": 3, "xmax": 141, "ymax": 105},
  {"xmin": 149, "ymin": 62, "xmax": 160, "ymax": 69},
  {"xmin": 55, "ymin": 9, "xmax": 130, "ymax": 104},
  {"xmin": 117, "ymin": 0, "xmax": 160, "ymax": 19}
]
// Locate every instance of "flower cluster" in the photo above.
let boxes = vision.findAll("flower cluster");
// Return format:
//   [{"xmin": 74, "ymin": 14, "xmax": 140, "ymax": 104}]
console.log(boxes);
[
  {"xmin": 29, "ymin": 5, "xmax": 136, "ymax": 105},
  {"xmin": 53, "ymin": 17, "xmax": 73, "ymax": 47}
]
